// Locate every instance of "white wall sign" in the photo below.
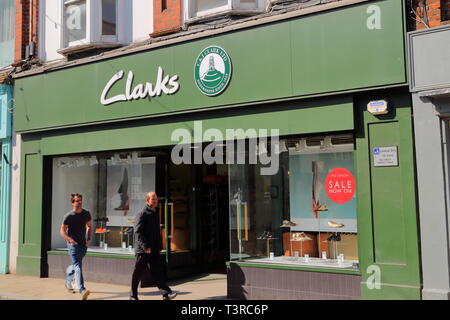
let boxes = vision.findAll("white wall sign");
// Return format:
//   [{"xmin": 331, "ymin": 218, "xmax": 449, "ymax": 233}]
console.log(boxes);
[
  {"xmin": 373, "ymin": 146, "xmax": 398, "ymax": 167},
  {"xmin": 100, "ymin": 67, "xmax": 180, "ymax": 106}
]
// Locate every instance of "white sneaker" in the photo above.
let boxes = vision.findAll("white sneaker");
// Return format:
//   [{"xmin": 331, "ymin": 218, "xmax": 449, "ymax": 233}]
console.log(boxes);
[
  {"xmin": 80, "ymin": 289, "xmax": 90, "ymax": 300},
  {"xmin": 328, "ymin": 221, "xmax": 344, "ymax": 228}
]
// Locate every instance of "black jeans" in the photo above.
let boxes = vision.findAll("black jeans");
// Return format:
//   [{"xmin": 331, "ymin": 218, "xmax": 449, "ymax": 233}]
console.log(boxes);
[{"xmin": 131, "ymin": 253, "xmax": 171, "ymax": 298}]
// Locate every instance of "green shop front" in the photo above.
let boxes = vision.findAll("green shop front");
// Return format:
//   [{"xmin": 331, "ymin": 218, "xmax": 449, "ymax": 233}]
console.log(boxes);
[{"xmin": 14, "ymin": 0, "xmax": 421, "ymax": 299}]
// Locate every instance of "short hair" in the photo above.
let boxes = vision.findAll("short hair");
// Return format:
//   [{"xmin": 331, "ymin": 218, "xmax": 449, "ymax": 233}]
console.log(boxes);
[
  {"xmin": 146, "ymin": 192, "xmax": 156, "ymax": 201},
  {"xmin": 70, "ymin": 193, "xmax": 83, "ymax": 202}
]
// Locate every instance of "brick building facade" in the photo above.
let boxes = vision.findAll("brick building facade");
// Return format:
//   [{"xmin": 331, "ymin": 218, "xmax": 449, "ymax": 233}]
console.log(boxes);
[
  {"xmin": 410, "ymin": 0, "xmax": 450, "ymax": 30},
  {"xmin": 151, "ymin": 0, "xmax": 182, "ymax": 37},
  {"xmin": 14, "ymin": 0, "xmax": 39, "ymax": 63}
]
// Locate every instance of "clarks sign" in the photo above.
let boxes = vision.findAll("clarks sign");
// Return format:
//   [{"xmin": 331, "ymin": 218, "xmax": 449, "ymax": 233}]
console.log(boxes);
[
  {"xmin": 100, "ymin": 46, "xmax": 233, "ymax": 106},
  {"xmin": 100, "ymin": 67, "xmax": 180, "ymax": 106}
]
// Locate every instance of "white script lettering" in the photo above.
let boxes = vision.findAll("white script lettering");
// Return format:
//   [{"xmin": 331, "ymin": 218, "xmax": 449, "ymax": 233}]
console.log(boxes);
[{"xmin": 100, "ymin": 67, "xmax": 180, "ymax": 106}]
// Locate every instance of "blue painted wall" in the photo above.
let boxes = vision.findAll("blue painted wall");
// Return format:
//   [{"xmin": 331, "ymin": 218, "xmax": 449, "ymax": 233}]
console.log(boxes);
[{"xmin": 0, "ymin": 84, "xmax": 13, "ymax": 274}]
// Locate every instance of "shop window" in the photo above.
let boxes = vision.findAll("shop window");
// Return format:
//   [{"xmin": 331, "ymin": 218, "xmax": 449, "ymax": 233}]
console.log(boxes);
[
  {"xmin": 229, "ymin": 134, "xmax": 359, "ymax": 269},
  {"xmin": 51, "ymin": 151, "xmax": 167, "ymax": 254},
  {"xmin": 184, "ymin": 0, "xmax": 267, "ymax": 21},
  {"xmin": 62, "ymin": 0, "xmax": 122, "ymax": 48},
  {"xmin": 101, "ymin": 0, "xmax": 117, "ymax": 38}
]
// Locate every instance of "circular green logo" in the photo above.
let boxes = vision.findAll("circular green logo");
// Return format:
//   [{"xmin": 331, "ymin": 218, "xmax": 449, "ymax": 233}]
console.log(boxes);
[{"xmin": 194, "ymin": 46, "xmax": 232, "ymax": 96}]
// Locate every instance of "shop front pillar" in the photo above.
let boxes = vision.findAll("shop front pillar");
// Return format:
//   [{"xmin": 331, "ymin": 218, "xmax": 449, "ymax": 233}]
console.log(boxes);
[{"xmin": 0, "ymin": 84, "xmax": 13, "ymax": 274}]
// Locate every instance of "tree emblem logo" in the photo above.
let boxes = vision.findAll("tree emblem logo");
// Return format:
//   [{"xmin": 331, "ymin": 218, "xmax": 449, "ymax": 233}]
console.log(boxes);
[{"xmin": 194, "ymin": 46, "xmax": 232, "ymax": 96}]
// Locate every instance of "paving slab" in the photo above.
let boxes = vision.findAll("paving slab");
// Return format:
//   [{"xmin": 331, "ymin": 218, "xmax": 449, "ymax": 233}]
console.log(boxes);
[{"xmin": 0, "ymin": 273, "xmax": 229, "ymax": 300}]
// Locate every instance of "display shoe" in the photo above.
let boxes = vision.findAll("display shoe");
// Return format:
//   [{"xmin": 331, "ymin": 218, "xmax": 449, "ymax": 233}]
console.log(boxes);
[
  {"xmin": 94, "ymin": 217, "xmax": 109, "ymax": 223},
  {"xmin": 297, "ymin": 232, "xmax": 312, "ymax": 241},
  {"xmin": 326, "ymin": 233, "xmax": 342, "ymax": 242},
  {"xmin": 316, "ymin": 205, "xmax": 328, "ymax": 211},
  {"xmin": 328, "ymin": 221, "xmax": 344, "ymax": 228},
  {"xmin": 124, "ymin": 228, "xmax": 133, "ymax": 235},
  {"xmin": 265, "ymin": 232, "xmax": 274, "ymax": 239},
  {"xmin": 280, "ymin": 220, "xmax": 297, "ymax": 227},
  {"xmin": 257, "ymin": 231, "xmax": 268, "ymax": 239},
  {"xmin": 95, "ymin": 228, "xmax": 109, "ymax": 234},
  {"xmin": 326, "ymin": 233, "xmax": 335, "ymax": 242},
  {"xmin": 114, "ymin": 205, "xmax": 130, "ymax": 211}
]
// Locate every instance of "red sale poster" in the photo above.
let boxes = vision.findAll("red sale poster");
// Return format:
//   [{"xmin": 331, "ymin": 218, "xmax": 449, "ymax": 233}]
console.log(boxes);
[{"xmin": 325, "ymin": 168, "xmax": 355, "ymax": 204}]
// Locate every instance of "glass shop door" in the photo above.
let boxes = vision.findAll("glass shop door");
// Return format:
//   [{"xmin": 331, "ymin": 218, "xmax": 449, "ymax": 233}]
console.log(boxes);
[{"xmin": 158, "ymin": 160, "xmax": 195, "ymax": 274}]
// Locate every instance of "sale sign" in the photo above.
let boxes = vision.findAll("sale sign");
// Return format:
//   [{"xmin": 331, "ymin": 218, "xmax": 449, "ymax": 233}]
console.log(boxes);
[{"xmin": 325, "ymin": 168, "xmax": 355, "ymax": 204}]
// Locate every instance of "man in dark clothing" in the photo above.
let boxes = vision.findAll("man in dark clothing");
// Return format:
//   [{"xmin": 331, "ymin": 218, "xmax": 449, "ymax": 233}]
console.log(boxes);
[
  {"xmin": 130, "ymin": 192, "xmax": 177, "ymax": 300},
  {"xmin": 60, "ymin": 193, "xmax": 92, "ymax": 300}
]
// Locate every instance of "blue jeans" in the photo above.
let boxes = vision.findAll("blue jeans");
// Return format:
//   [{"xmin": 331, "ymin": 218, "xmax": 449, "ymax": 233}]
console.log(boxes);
[{"xmin": 66, "ymin": 244, "xmax": 87, "ymax": 293}]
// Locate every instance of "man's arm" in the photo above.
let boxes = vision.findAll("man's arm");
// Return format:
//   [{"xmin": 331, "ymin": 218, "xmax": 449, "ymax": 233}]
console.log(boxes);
[
  {"xmin": 60, "ymin": 224, "xmax": 77, "ymax": 245},
  {"xmin": 86, "ymin": 220, "xmax": 92, "ymax": 247},
  {"xmin": 135, "ymin": 212, "xmax": 151, "ymax": 253}
]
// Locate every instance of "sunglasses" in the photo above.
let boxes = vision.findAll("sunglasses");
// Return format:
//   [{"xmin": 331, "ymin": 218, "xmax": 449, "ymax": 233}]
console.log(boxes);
[{"xmin": 71, "ymin": 199, "xmax": 82, "ymax": 203}]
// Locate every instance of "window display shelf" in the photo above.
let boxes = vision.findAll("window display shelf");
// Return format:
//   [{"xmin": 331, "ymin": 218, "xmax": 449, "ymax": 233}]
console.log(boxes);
[{"xmin": 245, "ymin": 256, "xmax": 358, "ymax": 269}]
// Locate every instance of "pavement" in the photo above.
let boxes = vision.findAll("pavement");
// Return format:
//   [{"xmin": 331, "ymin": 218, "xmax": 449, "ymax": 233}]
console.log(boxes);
[{"xmin": 0, "ymin": 273, "xmax": 229, "ymax": 300}]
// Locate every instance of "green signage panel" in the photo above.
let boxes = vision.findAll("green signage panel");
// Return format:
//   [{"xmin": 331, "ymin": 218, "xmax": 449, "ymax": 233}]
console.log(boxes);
[{"xmin": 14, "ymin": 0, "xmax": 405, "ymax": 133}]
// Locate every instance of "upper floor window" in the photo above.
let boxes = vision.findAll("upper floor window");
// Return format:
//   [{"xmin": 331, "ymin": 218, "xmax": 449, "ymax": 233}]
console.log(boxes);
[
  {"xmin": 0, "ymin": 0, "xmax": 15, "ymax": 68},
  {"xmin": 62, "ymin": 0, "xmax": 122, "ymax": 48},
  {"xmin": 184, "ymin": 0, "xmax": 267, "ymax": 21}
]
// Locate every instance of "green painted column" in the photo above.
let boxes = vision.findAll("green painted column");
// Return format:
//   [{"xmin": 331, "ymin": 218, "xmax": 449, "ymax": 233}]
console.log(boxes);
[
  {"xmin": 356, "ymin": 91, "xmax": 421, "ymax": 299},
  {"xmin": 0, "ymin": 84, "xmax": 13, "ymax": 274}
]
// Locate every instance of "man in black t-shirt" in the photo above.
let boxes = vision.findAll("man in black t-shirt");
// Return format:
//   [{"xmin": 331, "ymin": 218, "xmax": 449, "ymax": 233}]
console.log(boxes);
[{"xmin": 60, "ymin": 193, "xmax": 92, "ymax": 300}]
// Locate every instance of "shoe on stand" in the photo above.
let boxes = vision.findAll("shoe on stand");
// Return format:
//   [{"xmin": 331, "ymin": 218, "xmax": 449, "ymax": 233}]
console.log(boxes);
[
  {"xmin": 328, "ymin": 221, "xmax": 344, "ymax": 228},
  {"xmin": 280, "ymin": 220, "xmax": 297, "ymax": 227}
]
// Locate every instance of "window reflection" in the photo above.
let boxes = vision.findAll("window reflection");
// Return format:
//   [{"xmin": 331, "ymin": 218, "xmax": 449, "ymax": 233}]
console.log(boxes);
[{"xmin": 229, "ymin": 135, "xmax": 359, "ymax": 269}]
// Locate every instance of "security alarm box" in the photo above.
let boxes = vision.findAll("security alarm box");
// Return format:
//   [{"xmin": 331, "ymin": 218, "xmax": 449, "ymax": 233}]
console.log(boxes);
[{"xmin": 367, "ymin": 100, "xmax": 389, "ymax": 115}]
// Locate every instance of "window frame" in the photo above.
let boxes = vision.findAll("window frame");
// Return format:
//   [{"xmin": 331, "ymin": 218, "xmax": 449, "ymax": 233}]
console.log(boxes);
[
  {"xmin": 60, "ymin": 0, "xmax": 123, "ymax": 49},
  {"xmin": 183, "ymin": 0, "xmax": 267, "ymax": 22},
  {"xmin": 62, "ymin": 0, "xmax": 90, "ymax": 47}
]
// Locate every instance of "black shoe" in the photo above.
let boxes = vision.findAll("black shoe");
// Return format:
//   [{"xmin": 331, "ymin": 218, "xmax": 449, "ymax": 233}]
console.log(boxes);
[
  {"xmin": 129, "ymin": 296, "xmax": 139, "ymax": 300},
  {"xmin": 163, "ymin": 292, "xmax": 177, "ymax": 300}
]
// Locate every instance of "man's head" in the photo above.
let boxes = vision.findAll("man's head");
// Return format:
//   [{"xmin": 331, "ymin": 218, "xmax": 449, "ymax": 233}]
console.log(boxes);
[
  {"xmin": 71, "ymin": 193, "xmax": 83, "ymax": 210},
  {"xmin": 146, "ymin": 192, "xmax": 158, "ymax": 208}
]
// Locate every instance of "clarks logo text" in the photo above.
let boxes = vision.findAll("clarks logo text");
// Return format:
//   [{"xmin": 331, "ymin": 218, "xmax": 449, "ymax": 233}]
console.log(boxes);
[{"xmin": 100, "ymin": 67, "xmax": 180, "ymax": 106}]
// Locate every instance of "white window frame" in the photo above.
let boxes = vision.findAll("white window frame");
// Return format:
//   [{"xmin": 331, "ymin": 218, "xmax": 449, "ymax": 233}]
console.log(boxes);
[
  {"xmin": 61, "ymin": 0, "xmax": 90, "ymax": 47},
  {"xmin": 60, "ymin": 0, "xmax": 124, "ymax": 49},
  {"xmin": 183, "ymin": 0, "xmax": 268, "ymax": 22}
]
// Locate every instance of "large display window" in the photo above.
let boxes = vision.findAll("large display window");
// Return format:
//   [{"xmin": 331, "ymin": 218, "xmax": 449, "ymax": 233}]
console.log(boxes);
[
  {"xmin": 229, "ymin": 134, "xmax": 358, "ymax": 269},
  {"xmin": 50, "ymin": 150, "xmax": 191, "ymax": 255}
]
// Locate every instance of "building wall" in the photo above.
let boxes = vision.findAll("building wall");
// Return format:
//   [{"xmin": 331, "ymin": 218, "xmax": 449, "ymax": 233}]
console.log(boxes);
[
  {"xmin": 0, "ymin": 0, "xmax": 16, "ymax": 68},
  {"xmin": 8, "ymin": 133, "xmax": 21, "ymax": 274},
  {"xmin": 14, "ymin": 0, "xmax": 39, "ymax": 62},
  {"xmin": 410, "ymin": 0, "xmax": 450, "ymax": 30},
  {"xmin": 408, "ymin": 25, "xmax": 450, "ymax": 300},
  {"xmin": 40, "ymin": 0, "xmax": 153, "ymax": 62},
  {"xmin": 0, "ymin": 85, "xmax": 13, "ymax": 274},
  {"xmin": 152, "ymin": 0, "xmax": 182, "ymax": 37}
]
